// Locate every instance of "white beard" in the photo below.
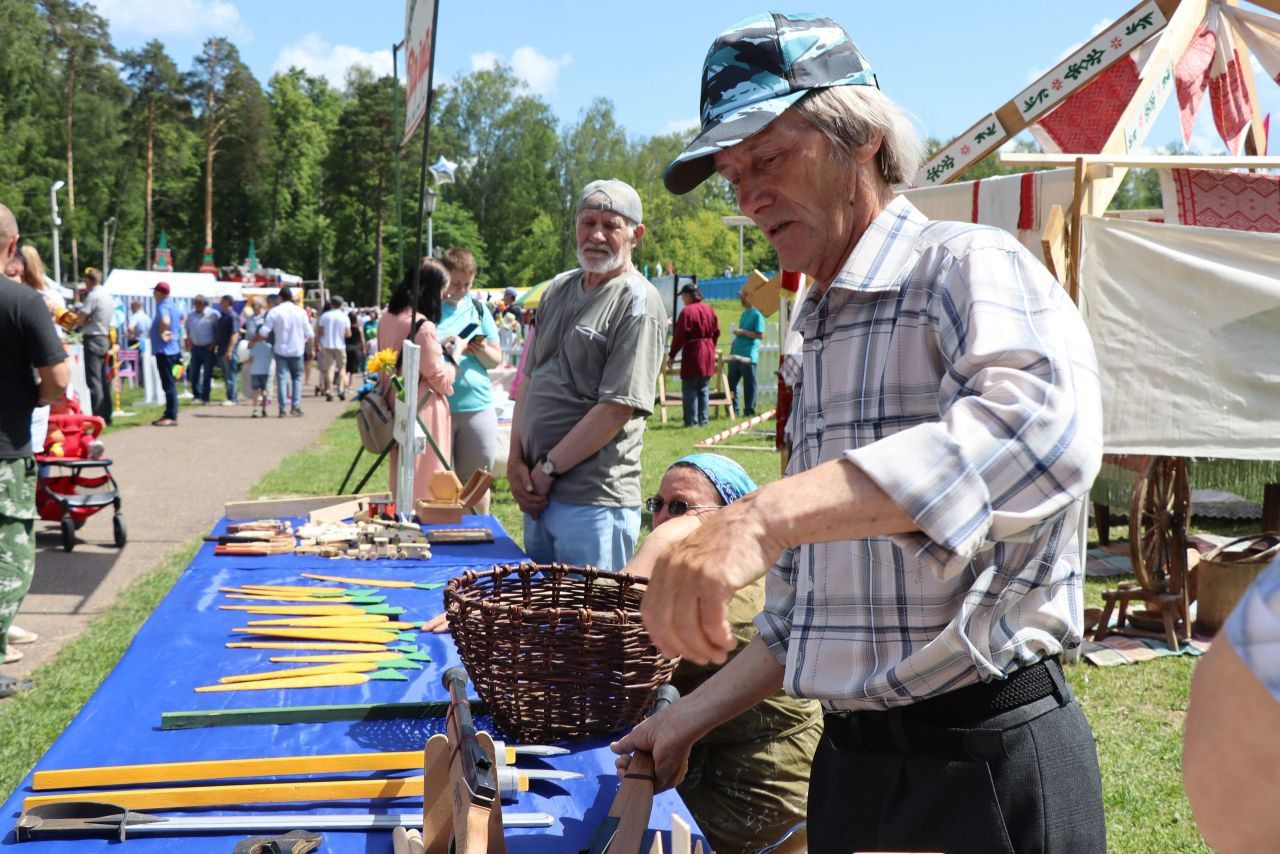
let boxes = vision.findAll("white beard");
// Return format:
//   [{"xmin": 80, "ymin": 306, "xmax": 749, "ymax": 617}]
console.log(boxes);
[{"xmin": 577, "ymin": 242, "xmax": 625, "ymax": 275}]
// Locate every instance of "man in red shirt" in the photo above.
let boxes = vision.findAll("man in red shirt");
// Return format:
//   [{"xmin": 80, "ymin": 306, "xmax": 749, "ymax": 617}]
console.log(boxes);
[{"xmin": 669, "ymin": 283, "xmax": 719, "ymax": 427}]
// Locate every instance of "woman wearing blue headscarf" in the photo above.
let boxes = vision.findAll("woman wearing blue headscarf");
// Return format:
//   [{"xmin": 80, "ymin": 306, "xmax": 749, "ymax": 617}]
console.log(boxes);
[{"xmin": 635, "ymin": 453, "xmax": 822, "ymax": 854}]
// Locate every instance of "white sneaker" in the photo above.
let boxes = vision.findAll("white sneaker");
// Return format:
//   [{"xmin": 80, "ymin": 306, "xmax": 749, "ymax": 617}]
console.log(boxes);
[
  {"xmin": 7, "ymin": 625, "xmax": 37, "ymax": 644},
  {"xmin": 221, "ymin": 400, "xmax": 238, "ymax": 407}
]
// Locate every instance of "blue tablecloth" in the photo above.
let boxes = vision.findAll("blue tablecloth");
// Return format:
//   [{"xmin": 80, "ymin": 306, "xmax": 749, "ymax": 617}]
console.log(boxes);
[{"xmin": 1, "ymin": 515, "xmax": 702, "ymax": 851}]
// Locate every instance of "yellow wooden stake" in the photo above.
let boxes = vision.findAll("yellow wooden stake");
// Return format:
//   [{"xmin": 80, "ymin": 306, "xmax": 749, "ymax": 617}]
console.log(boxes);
[
  {"xmin": 227, "ymin": 640, "xmax": 389, "ymax": 655},
  {"xmin": 245, "ymin": 614, "xmax": 390, "ymax": 627},
  {"xmin": 302, "ymin": 572, "xmax": 420, "ymax": 589},
  {"xmin": 25, "ymin": 775, "xmax": 432, "ymax": 812},
  {"xmin": 196, "ymin": 672, "xmax": 374, "ymax": 692},
  {"xmin": 218, "ymin": 662, "xmax": 377, "ymax": 684},
  {"xmin": 269, "ymin": 652, "xmax": 401, "ymax": 664},
  {"xmin": 220, "ymin": 604, "xmax": 366, "ymax": 616},
  {"xmin": 224, "ymin": 593, "xmax": 363, "ymax": 603},
  {"xmin": 240, "ymin": 584, "xmax": 349, "ymax": 594},
  {"xmin": 231, "ymin": 627, "xmax": 398, "ymax": 644}
]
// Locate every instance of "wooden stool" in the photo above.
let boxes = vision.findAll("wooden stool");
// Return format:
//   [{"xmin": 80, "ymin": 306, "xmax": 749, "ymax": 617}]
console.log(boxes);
[{"xmin": 1095, "ymin": 581, "xmax": 1191, "ymax": 650}]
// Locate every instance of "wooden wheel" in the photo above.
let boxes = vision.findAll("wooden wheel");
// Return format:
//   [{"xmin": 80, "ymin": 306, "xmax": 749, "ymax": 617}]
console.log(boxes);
[{"xmin": 1129, "ymin": 457, "xmax": 1191, "ymax": 593}]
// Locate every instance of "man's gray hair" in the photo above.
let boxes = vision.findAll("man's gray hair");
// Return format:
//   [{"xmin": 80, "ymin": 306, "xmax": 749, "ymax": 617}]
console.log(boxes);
[
  {"xmin": 792, "ymin": 85, "xmax": 925, "ymax": 186},
  {"xmin": 0, "ymin": 204, "xmax": 17, "ymax": 244}
]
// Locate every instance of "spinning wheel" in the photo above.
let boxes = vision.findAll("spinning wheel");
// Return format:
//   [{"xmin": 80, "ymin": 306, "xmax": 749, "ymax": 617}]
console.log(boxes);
[{"xmin": 1129, "ymin": 456, "xmax": 1192, "ymax": 594}]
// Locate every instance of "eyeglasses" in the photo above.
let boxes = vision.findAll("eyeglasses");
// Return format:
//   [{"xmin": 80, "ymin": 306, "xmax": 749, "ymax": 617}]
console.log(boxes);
[{"xmin": 645, "ymin": 496, "xmax": 721, "ymax": 516}]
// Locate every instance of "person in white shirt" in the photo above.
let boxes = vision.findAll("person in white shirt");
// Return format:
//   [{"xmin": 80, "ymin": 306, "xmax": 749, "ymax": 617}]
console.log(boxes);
[
  {"xmin": 260, "ymin": 287, "xmax": 313, "ymax": 417},
  {"xmin": 316, "ymin": 296, "xmax": 351, "ymax": 401},
  {"xmin": 126, "ymin": 300, "xmax": 151, "ymax": 349}
]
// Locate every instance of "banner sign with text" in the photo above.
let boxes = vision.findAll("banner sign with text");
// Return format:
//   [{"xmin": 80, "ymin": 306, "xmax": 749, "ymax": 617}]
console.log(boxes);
[{"xmin": 402, "ymin": 0, "xmax": 438, "ymax": 145}]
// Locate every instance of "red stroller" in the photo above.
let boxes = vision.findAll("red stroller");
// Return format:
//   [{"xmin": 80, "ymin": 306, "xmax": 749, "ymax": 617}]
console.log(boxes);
[{"xmin": 34, "ymin": 399, "xmax": 126, "ymax": 552}]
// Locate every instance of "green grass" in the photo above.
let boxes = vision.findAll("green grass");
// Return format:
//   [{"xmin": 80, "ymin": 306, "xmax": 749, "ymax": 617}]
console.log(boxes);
[
  {"xmin": 1, "ymin": 393, "xmax": 1229, "ymax": 849},
  {"xmin": 0, "ymin": 537, "xmax": 200, "ymax": 800},
  {"xmin": 105, "ymin": 370, "xmax": 242, "ymax": 432}
]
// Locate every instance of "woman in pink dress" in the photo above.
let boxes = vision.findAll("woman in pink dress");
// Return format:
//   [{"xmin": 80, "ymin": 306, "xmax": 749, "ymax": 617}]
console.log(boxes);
[{"xmin": 377, "ymin": 258, "xmax": 456, "ymax": 509}]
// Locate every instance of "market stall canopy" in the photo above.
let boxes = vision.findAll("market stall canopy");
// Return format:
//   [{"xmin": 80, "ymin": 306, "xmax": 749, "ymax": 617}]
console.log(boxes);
[
  {"xmin": 514, "ymin": 280, "xmax": 551, "ymax": 308},
  {"xmin": 103, "ymin": 269, "xmax": 238, "ymax": 300}
]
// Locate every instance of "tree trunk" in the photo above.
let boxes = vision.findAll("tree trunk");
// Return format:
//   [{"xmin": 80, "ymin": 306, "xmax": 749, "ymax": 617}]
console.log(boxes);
[
  {"xmin": 204, "ymin": 113, "xmax": 215, "ymax": 249},
  {"xmin": 144, "ymin": 99, "xmax": 154, "ymax": 269},
  {"xmin": 65, "ymin": 51, "xmax": 78, "ymax": 279}
]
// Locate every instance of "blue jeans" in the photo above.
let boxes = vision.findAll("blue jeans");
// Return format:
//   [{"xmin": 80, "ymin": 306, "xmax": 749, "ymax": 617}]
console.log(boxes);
[
  {"xmin": 727, "ymin": 360, "xmax": 757, "ymax": 416},
  {"xmin": 221, "ymin": 354, "xmax": 239, "ymax": 403},
  {"xmin": 275, "ymin": 355, "xmax": 303, "ymax": 412},
  {"xmin": 154, "ymin": 353, "xmax": 180, "ymax": 420},
  {"xmin": 681, "ymin": 376, "xmax": 710, "ymax": 426},
  {"xmin": 523, "ymin": 501, "xmax": 641, "ymax": 571},
  {"xmin": 189, "ymin": 346, "xmax": 215, "ymax": 402}
]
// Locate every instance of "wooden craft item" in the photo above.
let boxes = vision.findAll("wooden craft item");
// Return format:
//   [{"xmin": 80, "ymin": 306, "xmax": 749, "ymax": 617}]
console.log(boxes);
[
  {"xmin": 302, "ymin": 572, "xmax": 444, "ymax": 591},
  {"xmin": 231, "ymin": 626, "xmax": 404, "ymax": 644},
  {"xmin": 740, "ymin": 268, "xmax": 783, "ymax": 315},
  {"xmin": 394, "ymin": 827, "xmax": 427, "ymax": 854},
  {"xmin": 308, "ymin": 496, "xmax": 372, "ymax": 526},
  {"xmin": 425, "ymin": 528, "xmax": 495, "ymax": 545},
  {"xmin": 670, "ymin": 815, "xmax": 690, "ymax": 854},
  {"xmin": 34, "ymin": 743, "xmax": 519, "ymax": 790},
  {"xmin": 160, "ymin": 698, "xmax": 484, "ymax": 731},
  {"xmin": 215, "ymin": 540, "xmax": 296, "ymax": 556},
  {"xmin": 241, "ymin": 584, "xmax": 350, "ymax": 594},
  {"xmin": 195, "ymin": 669, "xmax": 407, "ymax": 692},
  {"xmin": 224, "ymin": 492, "xmax": 391, "ymax": 521},
  {"xmin": 416, "ymin": 469, "xmax": 495, "ymax": 525},
  {"xmin": 218, "ymin": 662, "xmax": 383, "ymax": 684},
  {"xmin": 223, "ymin": 592, "xmax": 385, "ymax": 605},
  {"xmin": 226, "ymin": 520, "xmax": 292, "ymax": 533},
  {"xmin": 269, "ymin": 651, "xmax": 430, "ymax": 666},
  {"xmin": 219, "ymin": 604, "xmax": 370, "ymax": 616},
  {"xmin": 226, "ymin": 641, "xmax": 392, "ymax": 653},
  {"xmin": 246, "ymin": 614, "xmax": 391, "ymax": 627},
  {"xmin": 27, "ymin": 775, "xmax": 434, "ymax": 812}
]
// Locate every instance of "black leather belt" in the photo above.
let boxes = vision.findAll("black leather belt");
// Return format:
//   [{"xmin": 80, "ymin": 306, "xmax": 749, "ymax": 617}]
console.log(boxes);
[{"xmin": 824, "ymin": 658, "xmax": 1069, "ymax": 762}]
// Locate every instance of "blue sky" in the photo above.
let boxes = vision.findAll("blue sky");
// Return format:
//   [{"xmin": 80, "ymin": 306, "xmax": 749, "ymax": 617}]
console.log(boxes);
[{"xmin": 97, "ymin": 0, "xmax": 1280, "ymax": 154}]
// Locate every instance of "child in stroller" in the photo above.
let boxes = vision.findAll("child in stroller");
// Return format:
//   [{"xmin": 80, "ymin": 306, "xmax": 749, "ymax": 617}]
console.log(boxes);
[{"xmin": 34, "ymin": 397, "xmax": 126, "ymax": 552}]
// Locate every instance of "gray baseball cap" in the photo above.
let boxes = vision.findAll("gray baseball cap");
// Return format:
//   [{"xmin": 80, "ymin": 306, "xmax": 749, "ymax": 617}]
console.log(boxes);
[
  {"xmin": 576, "ymin": 179, "xmax": 643, "ymax": 225},
  {"xmin": 665, "ymin": 11, "xmax": 878, "ymax": 195}
]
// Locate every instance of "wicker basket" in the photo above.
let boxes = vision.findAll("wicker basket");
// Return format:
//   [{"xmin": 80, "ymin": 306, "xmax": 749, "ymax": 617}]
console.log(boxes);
[
  {"xmin": 1195, "ymin": 534, "xmax": 1280, "ymax": 635},
  {"xmin": 443, "ymin": 562, "xmax": 677, "ymax": 742}
]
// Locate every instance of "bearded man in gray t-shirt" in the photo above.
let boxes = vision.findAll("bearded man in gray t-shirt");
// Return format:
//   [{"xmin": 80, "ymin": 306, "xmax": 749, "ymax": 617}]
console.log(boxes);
[{"xmin": 510, "ymin": 179, "xmax": 665, "ymax": 570}]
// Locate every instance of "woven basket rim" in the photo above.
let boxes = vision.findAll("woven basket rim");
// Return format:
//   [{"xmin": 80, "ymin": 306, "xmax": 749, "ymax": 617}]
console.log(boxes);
[{"xmin": 444, "ymin": 561, "xmax": 649, "ymax": 622}]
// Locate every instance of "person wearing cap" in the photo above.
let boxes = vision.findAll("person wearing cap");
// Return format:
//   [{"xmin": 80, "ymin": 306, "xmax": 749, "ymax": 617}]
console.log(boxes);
[
  {"xmin": 149, "ymin": 281, "xmax": 182, "ymax": 426},
  {"xmin": 630, "ymin": 453, "xmax": 821, "ymax": 853},
  {"xmin": 615, "ymin": 12, "xmax": 1105, "ymax": 853},
  {"xmin": 669, "ymin": 283, "xmax": 719, "ymax": 427},
  {"xmin": 510, "ymin": 179, "xmax": 665, "ymax": 571}
]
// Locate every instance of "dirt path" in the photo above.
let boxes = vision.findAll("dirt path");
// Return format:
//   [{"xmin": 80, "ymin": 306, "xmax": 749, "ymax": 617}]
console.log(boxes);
[{"xmin": 5, "ymin": 395, "xmax": 352, "ymax": 679}]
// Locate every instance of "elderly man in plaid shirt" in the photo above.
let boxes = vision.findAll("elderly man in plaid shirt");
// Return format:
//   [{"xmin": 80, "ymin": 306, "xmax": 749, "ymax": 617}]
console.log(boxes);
[{"xmin": 616, "ymin": 12, "xmax": 1106, "ymax": 854}]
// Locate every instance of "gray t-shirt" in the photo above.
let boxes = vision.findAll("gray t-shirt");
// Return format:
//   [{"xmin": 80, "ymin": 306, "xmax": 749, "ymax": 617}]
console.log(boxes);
[
  {"xmin": 518, "ymin": 267, "xmax": 664, "ymax": 507},
  {"xmin": 80, "ymin": 287, "xmax": 114, "ymax": 337}
]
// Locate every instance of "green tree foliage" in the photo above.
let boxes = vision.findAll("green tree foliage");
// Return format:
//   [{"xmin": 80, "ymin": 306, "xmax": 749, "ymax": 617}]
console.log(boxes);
[{"xmin": 0, "ymin": 0, "xmax": 60, "ymax": 250}]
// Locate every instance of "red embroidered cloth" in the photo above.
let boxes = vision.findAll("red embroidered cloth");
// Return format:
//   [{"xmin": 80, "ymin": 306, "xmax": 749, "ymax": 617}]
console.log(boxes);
[
  {"xmin": 1036, "ymin": 57, "xmax": 1140, "ymax": 154},
  {"xmin": 1170, "ymin": 168, "xmax": 1280, "ymax": 232}
]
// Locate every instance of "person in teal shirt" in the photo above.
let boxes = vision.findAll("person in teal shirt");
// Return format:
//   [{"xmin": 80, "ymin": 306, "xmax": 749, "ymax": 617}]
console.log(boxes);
[
  {"xmin": 439, "ymin": 247, "xmax": 502, "ymax": 513},
  {"xmin": 727, "ymin": 288, "xmax": 765, "ymax": 416}
]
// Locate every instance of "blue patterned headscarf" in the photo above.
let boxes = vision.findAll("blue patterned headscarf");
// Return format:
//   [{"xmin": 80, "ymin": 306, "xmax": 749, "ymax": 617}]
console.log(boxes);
[{"xmin": 672, "ymin": 453, "xmax": 758, "ymax": 505}]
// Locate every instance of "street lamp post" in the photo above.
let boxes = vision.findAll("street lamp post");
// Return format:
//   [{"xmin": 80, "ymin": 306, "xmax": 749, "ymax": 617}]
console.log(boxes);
[
  {"xmin": 721, "ymin": 215, "xmax": 752, "ymax": 275},
  {"xmin": 423, "ymin": 188, "xmax": 438, "ymax": 258},
  {"xmin": 102, "ymin": 217, "xmax": 117, "ymax": 278},
  {"xmin": 50, "ymin": 180, "xmax": 66, "ymax": 284}
]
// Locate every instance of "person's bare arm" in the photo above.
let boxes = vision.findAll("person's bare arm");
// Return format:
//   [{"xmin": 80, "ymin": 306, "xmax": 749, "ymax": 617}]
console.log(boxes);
[
  {"xmin": 1183, "ymin": 633, "xmax": 1280, "ymax": 852},
  {"xmin": 529, "ymin": 402, "xmax": 633, "ymax": 495},
  {"xmin": 634, "ymin": 457, "xmax": 917, "ymax": 663},
  {"xmin": 610, "ymin": 636, "xmax": 783, "ymax": 790},
  {"xmin": 736, "ymin": 327, "xmax": 764, "ymax": 340},
  {"xmin": 37, "ymin": 361, "xmax": 70, "ymax": 406},
  {"xmin": 465, "ymin": 337, "xmax": 501, "ymax": 369}
]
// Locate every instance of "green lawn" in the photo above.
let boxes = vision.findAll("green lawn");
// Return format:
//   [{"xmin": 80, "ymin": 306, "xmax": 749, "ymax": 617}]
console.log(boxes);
[{"xmin": 1, "ymin": 396, "xmax": 1219, "ymax": 850}]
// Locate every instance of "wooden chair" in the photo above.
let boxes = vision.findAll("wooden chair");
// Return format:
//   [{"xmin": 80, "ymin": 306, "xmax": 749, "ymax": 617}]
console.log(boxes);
[{"xmin": 656, "ymin": 355, "xmax": 736, "ymax": 424}]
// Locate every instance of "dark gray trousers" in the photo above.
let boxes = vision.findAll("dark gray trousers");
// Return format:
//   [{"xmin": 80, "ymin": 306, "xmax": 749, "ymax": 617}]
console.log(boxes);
[{"xmin": 808, "ymin": 696, "xmax": 1106, "ymax": 854}]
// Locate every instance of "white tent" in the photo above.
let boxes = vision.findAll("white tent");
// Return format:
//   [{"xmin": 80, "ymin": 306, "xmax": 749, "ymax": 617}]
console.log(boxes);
[{"xmin": 102, "ymin": 269, "xmax": 237, "ymax": 300}]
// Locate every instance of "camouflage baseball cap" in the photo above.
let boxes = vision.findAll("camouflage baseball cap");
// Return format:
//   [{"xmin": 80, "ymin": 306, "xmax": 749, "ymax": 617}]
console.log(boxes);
[{"xmin": 664, "ymin": 11, "xmax": 878, "ymax": 195}]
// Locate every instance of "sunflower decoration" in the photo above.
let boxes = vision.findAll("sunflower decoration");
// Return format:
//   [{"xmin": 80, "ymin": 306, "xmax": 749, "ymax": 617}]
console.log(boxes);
[{"xmin": 366, "ymin": 348, "xmax": 398, "ymax": 377}]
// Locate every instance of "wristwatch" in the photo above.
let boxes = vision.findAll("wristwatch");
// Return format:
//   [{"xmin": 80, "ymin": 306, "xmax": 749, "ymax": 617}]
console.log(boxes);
[{"xmin": 539, "ymin": 457, "xmax": 561, "ymax": 478}]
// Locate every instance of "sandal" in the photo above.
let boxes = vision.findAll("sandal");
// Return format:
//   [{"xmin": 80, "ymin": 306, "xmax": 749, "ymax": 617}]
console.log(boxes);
[
  {"xmin": 7, "ymin": 625, "xmax": 37, "ymax": 644},
  {"xmin": 4, "ymin": 648, "xmax": 22, "ymax": 664}
]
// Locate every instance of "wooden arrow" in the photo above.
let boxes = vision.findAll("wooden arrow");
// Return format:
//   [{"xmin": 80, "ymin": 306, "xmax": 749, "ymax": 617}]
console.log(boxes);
[
  {"xmin": 231, "ymin": 627, "xmax": 401, "ymax": 644},
  {"xmin": 218, "ymin": 661, "xmax": 381, "ymax": 684},
  {"xmin": 245, "ymin": 614, "xmax": 390, "ymax": 627},
  {"xmin": 220, "ymin": 604, "xmax": 369, "ymax": 616},
  {"xmin": 301, "ymin": 572, "xmax": 443, "ymax": 591},
  {"xmin": 25, "ymin": 775, "xmax": 432, "ymax": 812},
  {"xmin": 241, "ymin": 584, "xmax": 349, "ymax": 594},
  {"xmin": 269, "ymin": 652, "xmax": 427, "ymax": 668},
  {"xmin": 195, "ymin": 669, "xmax": 407, "ymax": 692},
  {"xmin": 226, "ymin": 641, "xmax": 392, "ymax": 652},
  {"xmin": 223, "ymin": 593, "xmax": 384, "ymax": 605}
]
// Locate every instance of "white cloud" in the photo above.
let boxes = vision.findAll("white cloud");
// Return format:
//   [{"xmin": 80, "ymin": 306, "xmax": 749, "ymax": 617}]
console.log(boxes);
[
  {"xmin": 663, "ymin": 117, "xmax": 700, "ymax": 135},
  {"xmin": 469, "ymin": 47, "xmax": 571, "ymax": 96},
  {"xmin": 95, "ymin": 0, "xmax": 246, "ymax": 39},
  {"xmin": 273, "ymin": 34, "xmax": 393, "ymax": 85}
]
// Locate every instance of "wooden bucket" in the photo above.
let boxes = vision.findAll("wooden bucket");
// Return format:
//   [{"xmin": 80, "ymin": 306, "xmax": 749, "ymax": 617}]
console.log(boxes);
[{"xmin": 1195, "ymin": 534, "xmax": 1280, "ymax": 635}]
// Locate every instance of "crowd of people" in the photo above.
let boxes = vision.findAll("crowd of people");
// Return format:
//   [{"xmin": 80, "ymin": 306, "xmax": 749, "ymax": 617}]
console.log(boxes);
[{"xmin": 4, "ymin": 8, "xmax": 1277, "ymax": 851}]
